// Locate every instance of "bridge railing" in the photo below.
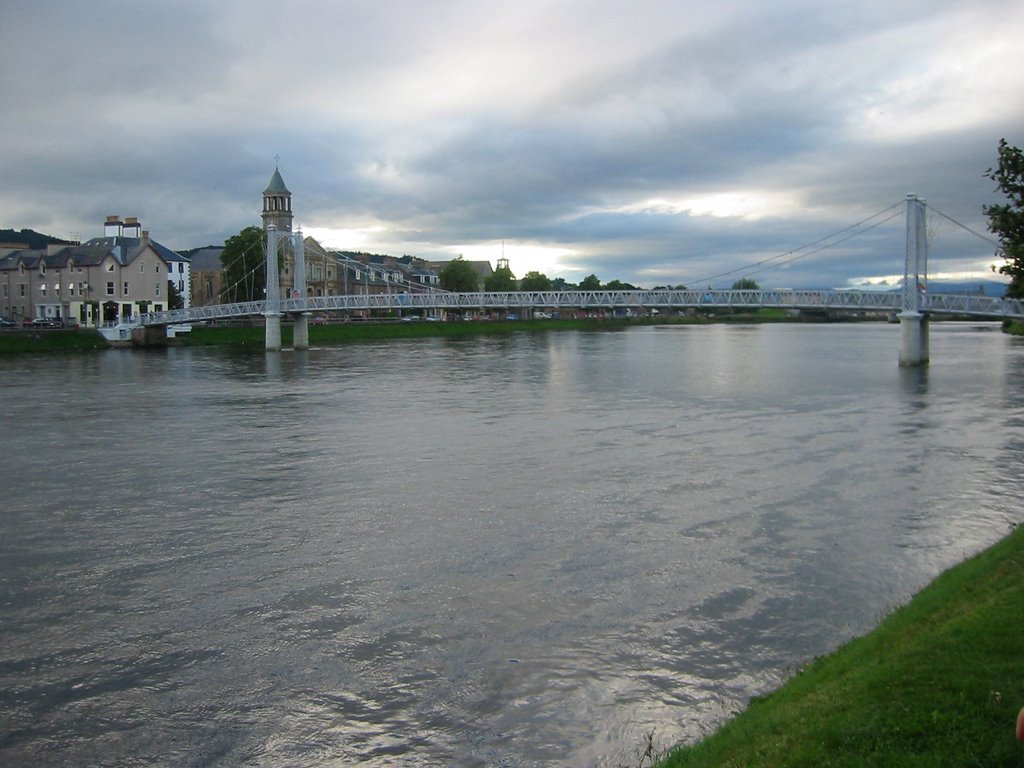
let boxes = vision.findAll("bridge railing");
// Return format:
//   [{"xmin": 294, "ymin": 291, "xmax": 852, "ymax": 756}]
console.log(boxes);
[{"xmin": 138, "ymin": 289, "xmax": 1024, "ymax": 326}]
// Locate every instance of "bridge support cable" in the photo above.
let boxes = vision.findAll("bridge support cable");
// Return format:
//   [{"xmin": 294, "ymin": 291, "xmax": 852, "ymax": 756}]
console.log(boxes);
[
  {"xmin": 687, "ymin": 201, "xmax": 904, "ymax": 287},
  {"xmin": 899, "ymin": 194, "xmax": 929, "ymax": 366}
]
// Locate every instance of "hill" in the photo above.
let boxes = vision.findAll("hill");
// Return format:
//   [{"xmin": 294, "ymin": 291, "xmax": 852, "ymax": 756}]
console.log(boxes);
[{"xmin": 0, "ymin": 228, "xmax": 73, "ymax": 249}]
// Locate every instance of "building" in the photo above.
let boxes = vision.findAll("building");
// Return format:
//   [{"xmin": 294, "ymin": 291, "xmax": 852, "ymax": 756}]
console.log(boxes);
[
  {"xmin": 424, "ymin": 259, "xmax": 494, "ymax": 290},
  {"xmin": 0, "ymin": 217, "xmax": 185, "ymax": 326},
  {"xmin": 258, "ymin": 166, "xmax": 440, "ymax": 301},
  {"xmin": 187, "ymin": 246, "xmax": 226, "ymax": 307}
]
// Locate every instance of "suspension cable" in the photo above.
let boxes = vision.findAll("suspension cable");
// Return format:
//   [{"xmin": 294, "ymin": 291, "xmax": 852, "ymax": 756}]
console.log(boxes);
[
  {"xmin": 688, "ymin": 201, "xmax": 905, "ymax": 286},
  {"xmin": 924, "ymin": 203, "xmax": 1002, "ymax": 251}
]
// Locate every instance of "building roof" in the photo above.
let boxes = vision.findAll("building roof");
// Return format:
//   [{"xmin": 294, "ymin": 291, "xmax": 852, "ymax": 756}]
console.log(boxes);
[
  {"xmin": 81, "ymin": 236, "xmax": 187, "ymax": 265},
  {"xmin": 264, "ymin": 168, "xmax": 290, "ymax": 195},
  {"xmin": 188, "ymin": 247, "xmax": 225, "ymax": 271},
  {"xmin": 0, "ymin": 237, "xmax": 185, "ymax": 272}
]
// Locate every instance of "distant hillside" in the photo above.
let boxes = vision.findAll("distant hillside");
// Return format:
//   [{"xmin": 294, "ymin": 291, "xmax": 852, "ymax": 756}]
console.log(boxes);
[
  {"xmin": 0, "ymin": 228, "xmax": 73, "ymax": 249},
  {"xmin": 928, "ymin": 279, "xmax": 1009, "ymax": 297},
  {"xmin": 179, "ymin": 245, "xmax": 224, "ymax": 258}
]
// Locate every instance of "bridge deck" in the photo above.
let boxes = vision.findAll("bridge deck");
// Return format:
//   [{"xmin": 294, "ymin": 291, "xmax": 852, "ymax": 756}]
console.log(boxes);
[{"xmin": 140, "ymin": 289, "xmax": 1024, "ymax": 327}]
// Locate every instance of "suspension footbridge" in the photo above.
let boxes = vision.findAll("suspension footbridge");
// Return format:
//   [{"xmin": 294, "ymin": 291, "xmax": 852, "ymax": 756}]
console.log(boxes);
[{"xmin": 136, "ymin": 195, "xmax": 1021, "ymax": 365}]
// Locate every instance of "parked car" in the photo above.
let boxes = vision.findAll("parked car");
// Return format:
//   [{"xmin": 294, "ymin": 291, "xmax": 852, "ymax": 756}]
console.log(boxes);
[
  {"xmin": 0, "ymin": 317, "xmax": 15, "ymax": 327},
  {"xmin": 31, "ymin": 318, "xmax": 61, "ymax": 328}
]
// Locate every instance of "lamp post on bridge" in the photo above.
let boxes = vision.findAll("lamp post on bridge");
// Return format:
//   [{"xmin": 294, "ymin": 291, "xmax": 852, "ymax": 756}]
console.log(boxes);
[{"xmin": 899, "ymin": 194, "xmax": 929, "ymax": 366}]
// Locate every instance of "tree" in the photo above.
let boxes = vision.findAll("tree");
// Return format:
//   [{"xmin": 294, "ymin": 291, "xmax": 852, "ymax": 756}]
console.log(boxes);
[
  {"xmin": 732, "ymin": 277, "xmax": 760, "ymax": 290},
  {"xmin": 167, "ymin": 280, "xmax": 184, "ymax": 310},
  {"xmin": 984, "ymin": 139, "xmax": 1024, "ymax": 298},
  {"xmin": 439, "ymin": 257, "xmax": 479, "ymax": 292},
  {"xmin": 579, "ymin": 274, "xmax": 602, "ymax": 290},
  {"xmin": 519, "ymin": 271, "xmax": 551, "ymax": 291},
  {"xmin": 604, "ymin": 279, "xmax": 639, "ymax": 290},
  {"xmin": 551, "ymin": 277, "xmax": 572, "ymax": 291},
  {"xmin": 220, "ymin": 226, "xmax": 265, "ymax": 302},
  {"xmin": 484, "ymin": 265, "xmax": 517, "ymax": 291}
]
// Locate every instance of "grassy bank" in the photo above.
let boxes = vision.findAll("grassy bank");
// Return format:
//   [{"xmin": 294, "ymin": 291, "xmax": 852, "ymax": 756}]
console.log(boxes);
[
  {"xmin": 1004, "ymin": 320, "xmax": 1024, "ymax": 336},
  {"xmin": 0, "ymin": 329, "xmax": 111, "ymax": 353},
  {"xmin": 656, "ymin": 524, "xmax": 1024, "ymax": 767},
  {"xmin": 179, "ymin": 317, "xmax": 635, "ymax": 347},
  {"xmin": 178, "ymin": 310, "xmax": 799, "ymax": 347},
  {"xmin": 0, "ymin": 311, "xmax": 854, "ymax": 353}
]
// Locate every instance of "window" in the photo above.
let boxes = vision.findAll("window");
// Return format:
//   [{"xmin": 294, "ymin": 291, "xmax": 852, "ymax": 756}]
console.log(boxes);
[
  {"xmin": 123, "ymin": 282, "xmax": 130, "ymax": 295},
  {"xmin": 68, "ymin": 283, "xmax": 75, "ymax": 296},
  {"xmin": 178, "ymin": 279, "xmax": 184, "ymax": 292},
  {"xmin": 155, "ymin": 284, "xmax": 160, "ymax": 296},
  {"xmin": 19, "ymin": 285, "xmax": 25, "ymax": 297},
  {"xmin": 155, "ymin": 303, "xmax": 163, "ymax": 312},
  {"xmin": 40, "ymin": 284, "xmax": 46, "ymax": 296},
  {"xmin": 1, "ymin": 285, "xmax": 6, "ymax": 298},
  {"xmin": 178, "ymin": 262, "xmax": 184, "ymax": 273},
  {"xmin": 155, "ymin": 264, "xmax": 161, "ymax": 273},
  {"xmin": 140, "ymin": 263, "xmax": 145, "ymax": 273},
  {"xmin": 107, "ymin": 263, "xmax": 114, "ymax": 272},
  {"xmin": 106, "ymin": 281, "xmax": 115, "ymax": 296}
]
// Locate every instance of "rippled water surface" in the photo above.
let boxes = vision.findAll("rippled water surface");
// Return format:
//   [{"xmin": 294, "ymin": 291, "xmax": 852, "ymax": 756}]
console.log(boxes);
[{"xmin": 2, "ymin": 323, "xmax": 1022, "ymax": 766}]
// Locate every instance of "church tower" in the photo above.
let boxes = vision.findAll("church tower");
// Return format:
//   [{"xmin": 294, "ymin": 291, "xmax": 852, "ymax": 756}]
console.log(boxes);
[{"xmin": 262, "ymin": 165, "xmax": 293, "ymax": 233}]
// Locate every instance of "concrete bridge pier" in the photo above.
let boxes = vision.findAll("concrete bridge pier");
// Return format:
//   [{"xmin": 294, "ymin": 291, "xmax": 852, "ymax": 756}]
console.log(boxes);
[
  {"xmin": 293, "ymin": 314, "xmax": 309, "ymax": 350},
  {"xmin": 898, "ymin": 311, "xmax": 929, "ymax": 366},
  {"xmin": 265, "ymin": 312, "xmax": 282, "ymax": 351},
  {"xmin": 266, "ymin": 226, "xmax": 283, "ymax": 351}
]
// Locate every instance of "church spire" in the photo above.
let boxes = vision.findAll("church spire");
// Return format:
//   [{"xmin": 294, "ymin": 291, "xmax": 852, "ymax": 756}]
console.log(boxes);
[{"xmin": 261, "ymin": 164, "xmax": 293, "ymax": 232}]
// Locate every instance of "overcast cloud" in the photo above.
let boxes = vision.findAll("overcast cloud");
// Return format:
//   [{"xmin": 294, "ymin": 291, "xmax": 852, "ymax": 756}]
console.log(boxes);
[{"xmin": 2, "ymin": 0, "xmax": 1023, "ymax": 288}]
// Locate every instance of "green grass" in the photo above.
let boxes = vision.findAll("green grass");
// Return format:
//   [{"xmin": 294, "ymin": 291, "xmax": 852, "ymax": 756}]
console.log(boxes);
[
  {"xmin": 179, "ymin": 311, "xmax": 812, "ymax": 348},
  {"xmin": 0, "ymin": 329, "xmax": 111, "ymax": 353},
  {"xmin": 656, "ymin": 524, "xmax": 1024, "ymax": 767}
]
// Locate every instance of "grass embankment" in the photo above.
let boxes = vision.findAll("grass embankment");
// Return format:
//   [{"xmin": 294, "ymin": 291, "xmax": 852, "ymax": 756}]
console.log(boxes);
[
  {"xmin": 180, "ymin": 310, "xmax": 795, "ymax": 347},
  {"xmin": 656, "ymin": 524, "xmax": 1024, "ymax": 768},
  {"xmin": 0, "ymin": 310, "xmax": 830, "ymax": 353},
  {"xmin": 180, "ymin": 317, "xmax": 632, "ymax": 346},
  {"xmin": 0, "ymin": 329, "xmax": 110, "ymax": 353},
  {"xmin": 1004, "ymin": 320, "xmax": 1024, "ymax": 336}
]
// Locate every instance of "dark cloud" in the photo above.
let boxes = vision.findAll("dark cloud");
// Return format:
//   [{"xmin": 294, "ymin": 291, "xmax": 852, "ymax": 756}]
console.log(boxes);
[{"xmin": 1, "ymin": 0, "xmax": 1021, "ymax": 288}]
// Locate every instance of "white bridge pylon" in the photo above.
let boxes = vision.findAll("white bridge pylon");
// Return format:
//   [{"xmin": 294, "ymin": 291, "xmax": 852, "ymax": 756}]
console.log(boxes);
[
  {"xmin": 265, "ymin": 226, "xmax": 307, "ymax": 351},
  {"xmin": 899, "ymin": 194, "xmax": 929, "ymax": 366}
]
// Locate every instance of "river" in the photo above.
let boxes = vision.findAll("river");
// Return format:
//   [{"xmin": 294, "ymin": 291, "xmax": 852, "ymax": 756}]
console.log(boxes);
[{"xmin": 1, "ymin": 321, "xmax": 1021, "ymax": 766}]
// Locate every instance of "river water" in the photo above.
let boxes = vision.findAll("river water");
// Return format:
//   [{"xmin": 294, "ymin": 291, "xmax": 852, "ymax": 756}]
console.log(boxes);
[{"xmin": 1, "ymin": 322, "xmax": 1022, "ymax": 766}]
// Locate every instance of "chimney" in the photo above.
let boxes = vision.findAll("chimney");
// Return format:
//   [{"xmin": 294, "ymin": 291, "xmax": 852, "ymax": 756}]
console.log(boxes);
[
  {"xmin": 104, "ymin": 215, "xmax": 123, "ymax": 238},
  {"xmin": 123, "ymin": 216, "xmax": 142, "ymax": 238}
]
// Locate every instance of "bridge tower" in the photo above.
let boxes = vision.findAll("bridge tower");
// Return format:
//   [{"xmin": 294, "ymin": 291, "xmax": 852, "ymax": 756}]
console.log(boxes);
[
  {"xmin": 262, "ymin": 166, "xmax": 293, "ymax": 233},
  {"xmin": 265, "ymin": 226, "xmax": 308, "ymax": 351},
  {"xmin": 262, "ymin": 165, "xmax": 309, "ymax": 351},
  {"xmin": 899, "ymin": 194, "xmax": 929, "ymax": 366}
]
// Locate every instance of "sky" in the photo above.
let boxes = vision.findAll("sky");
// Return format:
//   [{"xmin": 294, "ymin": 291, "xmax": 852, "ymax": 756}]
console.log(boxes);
[{"xmin": 3, "ymin": 0, "xmax": 1023, "ymax": 290}]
